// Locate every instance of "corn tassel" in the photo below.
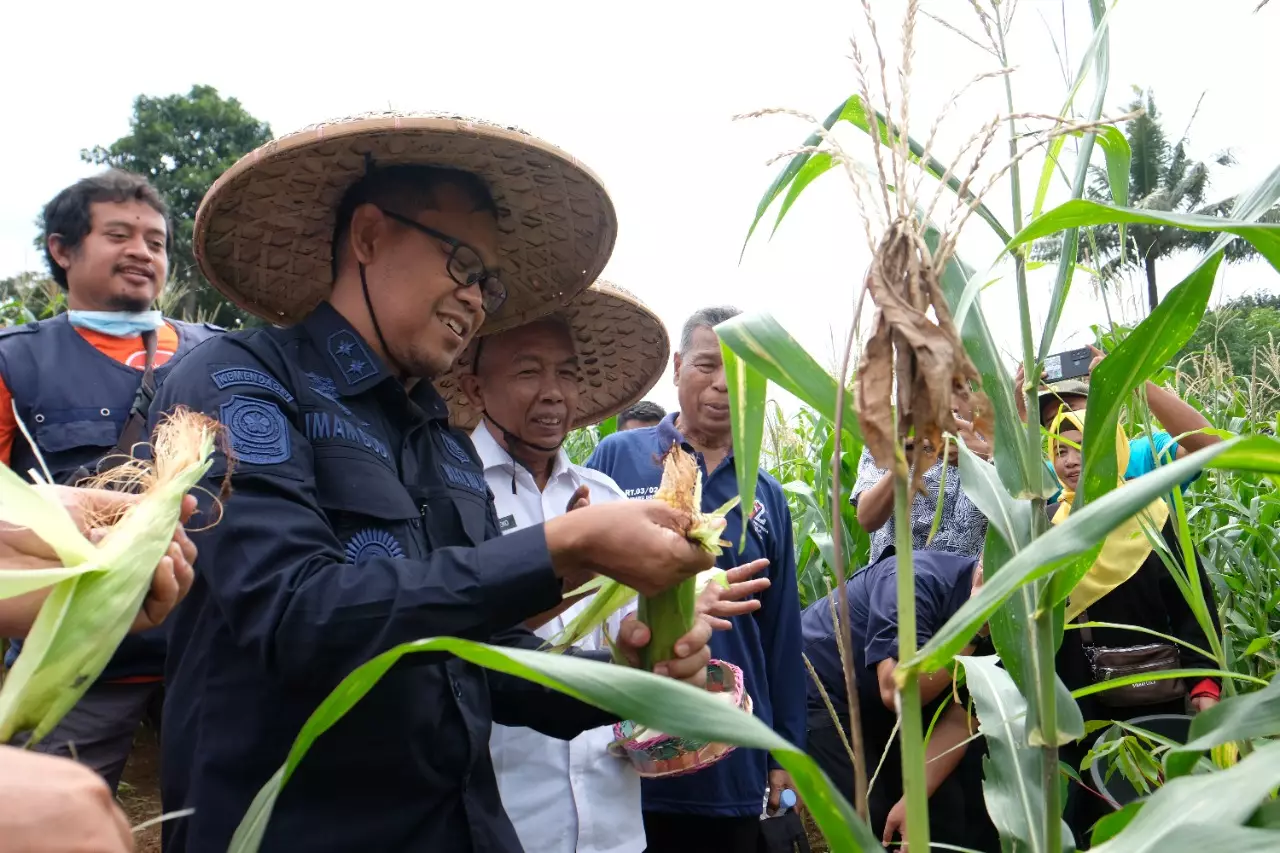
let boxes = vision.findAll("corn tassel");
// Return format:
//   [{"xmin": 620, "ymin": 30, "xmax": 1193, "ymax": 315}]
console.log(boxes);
[{"xmin": 0, "ymin": 409, "xmax": 218, "ymax": 744}]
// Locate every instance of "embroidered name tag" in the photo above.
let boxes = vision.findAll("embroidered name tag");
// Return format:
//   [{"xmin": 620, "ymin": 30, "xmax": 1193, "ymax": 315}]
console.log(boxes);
[
  {"xmin": 498, "ymin": 514, "xmax": 517, "ymax": 532},
  {"xmin": 221, "ymin": 395, "xmax": 290, "ymax": 465},
  {"xmin": 211, "ymin": 368, "xmax": 294, "ymax": 403},
  {"xmin": 305, "ymin": 411, "xmax": 392, "ymax": 464},
  {"xmin": 441, "ymin": 462, "xmax": 486, "ymax": 494}
]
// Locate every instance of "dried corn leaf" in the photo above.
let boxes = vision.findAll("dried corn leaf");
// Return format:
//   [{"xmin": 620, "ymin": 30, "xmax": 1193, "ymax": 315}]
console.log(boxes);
[{"xmin": 856, "ymin": 217, "xmax": 991, "ymax": 496}]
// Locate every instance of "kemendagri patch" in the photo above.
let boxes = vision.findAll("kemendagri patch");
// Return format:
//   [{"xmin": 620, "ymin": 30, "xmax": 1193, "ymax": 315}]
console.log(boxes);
[
  {"xmin": 221, "ymin": 395, "xmax": 290, "ymax": 465},
  {"xmin": 211, "ymin": 367, "xmax": 294, "ymax": 403},
  {"xmin": 345, "ymin": 528, "xmax": 406, "ymax": 566}
]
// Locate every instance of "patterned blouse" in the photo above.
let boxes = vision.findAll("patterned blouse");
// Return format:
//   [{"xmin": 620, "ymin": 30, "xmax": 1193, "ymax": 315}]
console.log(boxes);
[{"xmin": 851, "ymin": 445, "xmax": 988, "ymax": 565}]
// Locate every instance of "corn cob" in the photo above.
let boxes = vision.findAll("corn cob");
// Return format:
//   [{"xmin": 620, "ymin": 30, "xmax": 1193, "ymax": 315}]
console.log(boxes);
[
  {"xmin": 0, "ymin": 408, "xmax": 218, "ymax": 745},
  {"xmin": 551, "ymin": 445, "xmax": 738, "ymax": 668},
  {"xmin": 640, "ymin": 445, "xmax": 737, "ymax": 668}
]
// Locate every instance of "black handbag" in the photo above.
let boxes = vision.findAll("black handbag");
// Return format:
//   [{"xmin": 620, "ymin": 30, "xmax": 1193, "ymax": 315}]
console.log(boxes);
[
  {"xmin": 758, "ymin": 812, "xmax": 811, "ymax": 853},
  {"xmin": 1080, "ymin": 613, "xmax": 1185, "ymax": 708}
]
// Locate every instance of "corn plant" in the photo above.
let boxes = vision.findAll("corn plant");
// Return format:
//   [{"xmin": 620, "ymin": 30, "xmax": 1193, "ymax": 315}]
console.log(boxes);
[{"xmin": 719, "ymin": 1, "xmax": 1280, "ymax": 849}]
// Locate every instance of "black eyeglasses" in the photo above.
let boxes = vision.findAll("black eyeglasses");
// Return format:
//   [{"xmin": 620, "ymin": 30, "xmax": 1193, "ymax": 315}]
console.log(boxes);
[{"xmin": 381, "ymin": 209, "xmax": 507, "ymax": 315}]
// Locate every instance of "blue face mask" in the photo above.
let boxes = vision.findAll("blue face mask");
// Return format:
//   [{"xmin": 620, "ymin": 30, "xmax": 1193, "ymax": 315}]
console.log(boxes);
[{"xmin": 67, "ymin": 310, "xmax": 164, "ymax": 338}]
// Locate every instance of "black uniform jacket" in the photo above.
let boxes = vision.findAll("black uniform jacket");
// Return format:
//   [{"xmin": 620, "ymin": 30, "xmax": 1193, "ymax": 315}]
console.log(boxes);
[{"xmin": 150, "ymin": 303, "xmax": 615, "ymax": 853}]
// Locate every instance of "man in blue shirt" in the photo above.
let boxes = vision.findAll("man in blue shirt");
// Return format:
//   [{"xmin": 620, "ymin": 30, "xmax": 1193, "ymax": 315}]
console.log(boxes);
[
  {"xmin": 802, "ymin": 550, "xmax": 995, "ymax": 850},
  {"xmin": 587, "ymin": 306, "xmax": 804, "ymax": 852}
]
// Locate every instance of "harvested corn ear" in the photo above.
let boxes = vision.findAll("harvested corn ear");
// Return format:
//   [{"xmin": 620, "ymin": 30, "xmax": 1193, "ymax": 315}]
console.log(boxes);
[
  {"xmin": 0, "ymin": 408, "xmax": 218, "ymax": 745},
  {"xmin": 642, "ymin": 445, "xmax": 738, "ymax": 669},
  {"xmin": 549, "ymin": 445, "xmax": 738, "ymax": 667}
]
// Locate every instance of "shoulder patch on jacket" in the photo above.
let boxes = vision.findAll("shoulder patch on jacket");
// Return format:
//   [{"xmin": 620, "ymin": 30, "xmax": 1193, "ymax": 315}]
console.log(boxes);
[
  {"xmin": 211, "ymin": 367, "xmax": 295, "ymax": 403},
  {"xmin": 221, "ymin": 395, "xmax": 290, "ymax": 465}
]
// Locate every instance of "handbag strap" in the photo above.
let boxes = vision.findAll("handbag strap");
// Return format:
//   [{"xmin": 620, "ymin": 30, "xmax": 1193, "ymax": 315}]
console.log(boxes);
[{"xmin": 1078, "ymin": 609, "xmax": 1093, "ymax": 646}]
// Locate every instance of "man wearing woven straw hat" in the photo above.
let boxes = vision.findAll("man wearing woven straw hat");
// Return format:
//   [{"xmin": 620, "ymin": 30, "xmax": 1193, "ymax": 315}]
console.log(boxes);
[
  {"xmin": 440, "ymin": 284, "xmax": 772, "ymax": 853},
  {"xmin": 144, "ymin": 114, "xmax": 723, "ymax": 853}
]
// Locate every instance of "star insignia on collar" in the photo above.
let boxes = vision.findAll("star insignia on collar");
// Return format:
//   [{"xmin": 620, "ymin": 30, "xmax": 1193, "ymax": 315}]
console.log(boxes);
[
  {"xmin": 336, "ymin": 341, "xmax": 354, "ymax": 356},
  {"xmin": 347, "ymin": 360, "xmax": 366, "ymax": 375}
]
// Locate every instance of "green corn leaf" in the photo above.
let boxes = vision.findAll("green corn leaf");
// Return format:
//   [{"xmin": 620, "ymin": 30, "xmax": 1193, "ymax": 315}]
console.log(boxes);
[
  {"xmin": 957, "ymin": 444, "xmax": 1079, "ymax": 747},
  {"xmin": 957, "ymin": 655, "xmax": 1075, "ymax": 853},
  {"xmin": 1202, "ymin": 164, "xmax": 1280, "ymax": 259},
  {"xmin": 1088, "ymin": 800, "xmax": 1143, "ymax": 846},
  {"xmin": 1006, "ymin": 201, "xmax": 1280, "ymax": 272},
  {"xmin": 742, "ymin": 94, "xmax": 1011, "ymax": 256},
  {"xmin": 1067, "ymin": 621, "xmax": 1215, "ymax": 661},
  {"xmin": 771, "ymin": 152, "xmax": 838, "ymax": 238},
  {"xmin": 228, "ymin": 638, "xmax": 880, "ymax": 853},
  {"xmin": 935, "ymin": 230, "xmax": 1054, "ymax": 500},
  {"xmin": 954, "ymin": 440, "xmax": 1030, "ymax": 552},
  {"xmin": 1070, "ymin": 668, "xmax": 1265, "ymax": 701},
  {"xmin": 1094, "ymin": 125, "xmax": 1131, "ymax": 210},
  {"xmin": 1164, "ymin": 674, "xmax": 1280, "ymax": 779},
  {"xmin": 549, "ymin": 578, "xmax": 637, "ymax": 651},
  {"xmin": 905, "ymin": 435, "xmax": 1280, "ymax": 674},
  {"xmin": 1090, "ymin": 740, "xmax": 1280, "ymax": 852},
  {"xmin": 1072, "ymin": 254, "xmax": 1226, "ymax": 531},
  {"xmin": 1029, "ymin": 0, "xmax": 1120, "ymax": 221},
  {"xmin": 720, "ymin": 338, "xmax": 767, "ymax": 552},
  {"xmin": 715, "ymin": 314, "xmax": 860, "ymax": 443},
  {"xmin": 0, "ymin": 467, "xmax": 96, "ymax": 575},
  {"xmin": 1033, "ymin": 0, "xmax": 1114, "ymax": 365}
]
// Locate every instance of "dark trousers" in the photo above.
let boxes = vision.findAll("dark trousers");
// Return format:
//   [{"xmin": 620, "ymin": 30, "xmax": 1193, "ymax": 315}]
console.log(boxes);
[
  {"xmin": 13, "ymin": 680, "xmax": 160, "ymax": 793},
  {"xmin": 643, "ymin": 811, "xmax": 761, "ymax": 853}
]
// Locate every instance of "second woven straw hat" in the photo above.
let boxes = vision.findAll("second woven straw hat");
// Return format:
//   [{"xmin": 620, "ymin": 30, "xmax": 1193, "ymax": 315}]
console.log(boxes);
[
  {"xmin": 193, "ymin": 111, "xmax": 617, "ymax": 332},
  {"xmin": 435, "ymin": 281, "xmax": 670, "ymax": 431}
]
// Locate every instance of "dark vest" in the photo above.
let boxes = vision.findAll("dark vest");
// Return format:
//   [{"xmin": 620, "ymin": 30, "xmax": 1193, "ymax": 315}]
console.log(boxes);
[{"xmin": 0, "ymin": 314, "xmax": 222, "ymax": 679}]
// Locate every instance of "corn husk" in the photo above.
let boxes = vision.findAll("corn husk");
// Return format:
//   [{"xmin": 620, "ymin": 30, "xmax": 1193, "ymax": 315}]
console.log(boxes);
[
  {"xmin": 550, "ymin": 445, "xmax": 738, "ymax": 668},
  {"xmin": 0, "ymin": 408, "xmax": 218, "ymax": 744}
]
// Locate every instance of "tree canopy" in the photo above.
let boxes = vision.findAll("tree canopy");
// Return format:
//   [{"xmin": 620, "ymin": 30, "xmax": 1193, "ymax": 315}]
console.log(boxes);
[{"xmin": 1177, "ymin": 290, "xmax": 1280, "ymax": 377}]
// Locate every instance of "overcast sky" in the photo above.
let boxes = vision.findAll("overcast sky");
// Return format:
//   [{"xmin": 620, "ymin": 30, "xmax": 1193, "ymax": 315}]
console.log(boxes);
[{"xmin": 3, "ymin": 0, "xmax": 1276, "ymax": 413}]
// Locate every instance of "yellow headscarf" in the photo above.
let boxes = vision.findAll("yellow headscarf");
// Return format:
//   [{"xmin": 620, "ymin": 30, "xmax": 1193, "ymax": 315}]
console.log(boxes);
[{"xmin": 1047, "ymin": 409, "xmax": 1170, "ymax": 620}]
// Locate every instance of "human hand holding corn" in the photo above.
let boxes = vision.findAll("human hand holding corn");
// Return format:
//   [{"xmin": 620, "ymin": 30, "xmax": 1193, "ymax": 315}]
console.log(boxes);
[{"xmin": 0, "ymin": 488, "xmax": 199, "ymax": 638}]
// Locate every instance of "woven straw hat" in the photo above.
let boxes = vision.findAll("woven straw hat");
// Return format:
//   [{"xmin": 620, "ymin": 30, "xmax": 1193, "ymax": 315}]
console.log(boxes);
[
  {"xmin": 434, "ymin": 280, "xmax": 669, "ymax": 430},
  {"xmin": 193, "ymin": 111, "xmax": 617, "ymax": 332}
]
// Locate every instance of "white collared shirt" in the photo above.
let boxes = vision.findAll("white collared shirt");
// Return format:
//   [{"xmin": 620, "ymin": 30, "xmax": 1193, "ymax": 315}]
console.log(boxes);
[{"xmin": 473, "ymin": 423, "xmax": 644, "ymax": 853}]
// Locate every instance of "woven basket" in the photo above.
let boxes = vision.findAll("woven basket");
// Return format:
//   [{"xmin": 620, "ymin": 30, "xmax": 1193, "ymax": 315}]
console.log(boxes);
[{"xmin": 607, "ymin": 660, "xmax": 751, "ymax": 779}]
